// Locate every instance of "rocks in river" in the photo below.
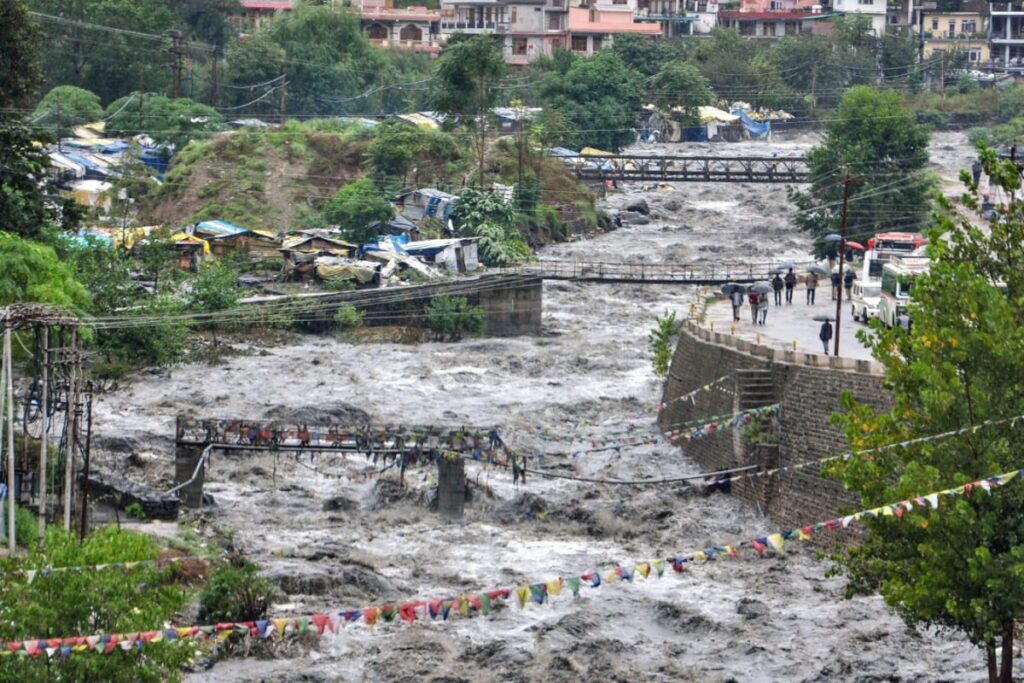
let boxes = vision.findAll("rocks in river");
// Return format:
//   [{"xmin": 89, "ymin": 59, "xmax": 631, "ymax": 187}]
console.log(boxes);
[
  {"xmin": 492, "ymin": 492, "xmax": 548, "ymax": 523},
  {"xmin": 663, "ymin": 199, "xmax": 682, "ymax": 212},
  {"xmin": 624, "ymin": 197, "xmax": 650, "ymax": 215},
  {"xmin": 619, "ymin": 211, "xmax": 650, "ymax": 226},
  {"xmin": 322, "ymin": 494, "xmax": 358, "ymax": 512},
  {"xmin": 654, "ymin": 600, "xmax": 718, "ymax": 632},
  {"xmin": 736, "ymin": 597, "xmax": 769, "ymax": 620},
  {"xmin": 262, "ymin": 561, "xmax": 332, "ymax": 595}
]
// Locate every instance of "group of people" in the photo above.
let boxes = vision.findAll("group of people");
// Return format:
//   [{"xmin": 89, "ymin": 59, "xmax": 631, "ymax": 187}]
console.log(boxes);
[{"xmin": 730, "ymin": 267, "xmax": 847, "ymax": 327}]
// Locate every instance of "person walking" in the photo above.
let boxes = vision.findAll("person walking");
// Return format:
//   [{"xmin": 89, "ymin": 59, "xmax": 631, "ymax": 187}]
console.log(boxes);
[
  {"xmin": 972, "ymin": 159, "xmax": 982, "ymax": 186},
  {"xmin": 819, "ymin": 320, "xmax": 833, "ymax": 355},
  {"xmin": 771, "ymin": 273, "xmax": 784, "ymax": 305},
  {"xmin": 748, "ymin": 290, "xmax": 759, "ymax": 324},
  {"xmin": 730, "ymin": 288, "xmax": 744, "ymax": 322},
  {"xmin": 830, "ymin": 271, "xmax": 841, "ymax": 300},
  {"xmin": 805, "ymin": 271, "xmax": 818, "ymax": 305},
  {"xmin": 843, "ymin": 269, "xmax": 855, "ymax": 301},
  {"xmin": 757, "ymin": 292, "xmax": 769, "ymax": 325},
  {"xmin": 784, "ymin": 268, "xmax": 796, "ymax": 304}
]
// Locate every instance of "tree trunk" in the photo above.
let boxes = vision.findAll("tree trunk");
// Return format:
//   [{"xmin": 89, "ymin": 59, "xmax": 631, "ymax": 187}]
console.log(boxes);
[
  {"xmin": 988, "ymin": 642, "xmax": 998, "ymax": 683},
  {"xmin": 999, "ymin": 625, "xmax": 1014, "ymax": 683}
]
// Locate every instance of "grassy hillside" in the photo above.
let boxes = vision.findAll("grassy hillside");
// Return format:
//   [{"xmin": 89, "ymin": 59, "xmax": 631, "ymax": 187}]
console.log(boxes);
[{"xmin": 150, "ymin": 121, "xmax": 373, "ymax": 232}]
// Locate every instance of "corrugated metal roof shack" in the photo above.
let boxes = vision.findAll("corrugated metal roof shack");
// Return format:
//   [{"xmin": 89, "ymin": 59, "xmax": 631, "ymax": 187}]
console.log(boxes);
[{"xmin": 403, "ymin": 237, "xmax": 480, "ymax": 273}]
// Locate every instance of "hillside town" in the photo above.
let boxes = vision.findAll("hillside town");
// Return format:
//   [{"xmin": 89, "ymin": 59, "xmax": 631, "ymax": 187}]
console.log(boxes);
[{"xmin": 4, "ymin": 0, "xmax": 1024, "ymax": 681}]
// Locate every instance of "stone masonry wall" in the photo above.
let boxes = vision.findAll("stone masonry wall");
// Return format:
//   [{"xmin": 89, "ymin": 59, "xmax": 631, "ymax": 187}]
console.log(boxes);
[{"xmin": 660, "ymin": 321, "xmax": 893, "ymax": 542}]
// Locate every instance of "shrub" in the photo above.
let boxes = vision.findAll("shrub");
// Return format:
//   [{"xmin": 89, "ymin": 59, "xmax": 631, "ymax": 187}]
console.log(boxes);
[
  {"xmin": 425, "ymin": 295, "xmax": 486, "ymax": 340},
  {"xmin": 333, "ymin": 304, "xmax": 364, "ymax": 331},
  {"xmin": 648, "ymin": 310, "xmax": 678, "ymax": 377},
  {"xmin": 125, "ymin": 502, "xmax": 146, "ymax": 520},
  {"xmin": 199, "ymin": 560, "xmax": 275, "ymax": 623}
]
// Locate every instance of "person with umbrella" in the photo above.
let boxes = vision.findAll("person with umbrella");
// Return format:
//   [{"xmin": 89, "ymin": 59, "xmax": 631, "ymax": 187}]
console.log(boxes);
[
  {"xmin": 771, "ymin": 272, "xmax": 784, "ymax": 305},
  {"xmin": 844, "ymin": 268, "xmax": 856, "ymax": 301},
  {"xmin": 758, "ymin": 291, "xmax": 769, "ymax": 325},
  {"xmin": 805, "ymin": 269, "xmax": 819, "ymax": 305},
  {"xmin": 784, "ymin": 268, "xmax": 797, "ymax": 304},
  {"xmin": 830, "ymin": 269, "xmax": 841, "ymax": 300},
  {"xmin": 816, "ymin": 316, "xmax": 833, "ymax": 355},
  {"xmin": 748, "ymin": 288, "xmax": 760, "ymax": 324},
  {"xmin": 729, "ymin": 287, "xmax": 744, "ymax": 322}
]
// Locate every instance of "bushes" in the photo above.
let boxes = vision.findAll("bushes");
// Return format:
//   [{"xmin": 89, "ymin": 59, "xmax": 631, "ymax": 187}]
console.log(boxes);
[
  {"xmin": 425, "ymin": 295, "xmax": 485, "ymax": 340},
  {"xmin": 648, "ymin": 310, "xmax": 678, "ymax": 377},
  {"xmin": 333, "ymin": 304, "xmax": 364, "ymax": 331},
  {"xmin": 199, "ymin": 560, "xmax": 275, "ymax": 623}
]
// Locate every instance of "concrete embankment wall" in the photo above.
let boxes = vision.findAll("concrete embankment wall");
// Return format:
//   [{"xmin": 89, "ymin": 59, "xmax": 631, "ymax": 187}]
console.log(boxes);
[{"xmin": 659, "ymin": 321, "xmax": 893, "ymax": 539}]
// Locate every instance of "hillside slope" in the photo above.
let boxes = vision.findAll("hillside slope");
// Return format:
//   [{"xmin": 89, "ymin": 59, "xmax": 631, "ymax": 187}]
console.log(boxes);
[{"xmin": 149, "ymin": 122, "xmax": 370, "ymax": 232}]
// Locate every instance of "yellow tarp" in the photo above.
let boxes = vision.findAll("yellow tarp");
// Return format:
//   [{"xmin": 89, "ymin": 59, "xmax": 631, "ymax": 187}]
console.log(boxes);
[
  {"xmin": 580, "ymin": 147, "xmax": 615, "ymax": 157},
  {"xmin": 315, "ymin": 263, "xmax": 377, "ymax": 283},
  {"xmin": 72, "ymin": 121, "xmax": 106, "ymax": 138},
  {"xmin": 171, "ymin": 232, "xmax": 210, "ymax": 254},
  {"xmin": 697, "ymin": 106, "xmax": 739, "ymax": 123},
  {"xmin": 397, "ymin": 113, "xmax": 439, "ymax": 130}
]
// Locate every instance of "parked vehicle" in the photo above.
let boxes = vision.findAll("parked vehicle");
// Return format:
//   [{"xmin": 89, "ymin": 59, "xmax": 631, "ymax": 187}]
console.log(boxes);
[
  {"xmin": 862, "ymin": 232, "xmax": 927, "ymax": 281},
  {"xmin": 850, "ymin": 281, "xmax": 881, "ymax": 323},
  {"xmin": 877, "ymin": 257, "xmax": 929, "ymax": 328}
]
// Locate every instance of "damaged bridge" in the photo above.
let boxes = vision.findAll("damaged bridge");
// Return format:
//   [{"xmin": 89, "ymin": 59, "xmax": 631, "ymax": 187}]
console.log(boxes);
[{"xmin": 573, "ymin": 155, "xmax": 809, "ymax": 183}]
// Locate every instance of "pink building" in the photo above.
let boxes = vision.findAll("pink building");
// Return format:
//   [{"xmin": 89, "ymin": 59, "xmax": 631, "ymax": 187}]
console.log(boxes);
[
  {"xmin": 567, "ymin": 0, "xmax": 662, "ymax": 55},
  {"xmin": 360, "ymin": 0, "xmax": 443, "ymax": 53}
]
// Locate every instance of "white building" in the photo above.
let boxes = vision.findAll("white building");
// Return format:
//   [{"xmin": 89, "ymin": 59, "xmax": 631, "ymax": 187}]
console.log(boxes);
[{"xmin": 831, "ymin": 0, "xmax": 888, "ymax": 36}]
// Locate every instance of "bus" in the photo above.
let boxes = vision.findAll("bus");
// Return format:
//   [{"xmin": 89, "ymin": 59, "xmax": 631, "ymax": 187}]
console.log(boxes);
[
  {"xmin": 877, "ymin": 257, "xmax": 930, "ymax": 328},
  {"xmin": 862, "ymin": 232, "xmax": 927, "ymax": 281}
]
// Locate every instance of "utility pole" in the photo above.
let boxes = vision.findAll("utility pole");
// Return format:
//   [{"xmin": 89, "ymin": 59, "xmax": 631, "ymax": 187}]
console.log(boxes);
[
  {"xmin": 63, "ymin": 328, "xmax": 79, "ymax": 532},
  {"xmin": 37, "ymin": 327, "xmax": 48, "ymax": 548},
  {"xmin": 834, "ymin": 175, "xmax": 859, "ymax": 357},
  {"xmin": 56, "ymin": 103, "xmax": 62, "ymax": 152},
  {"xmin": 278, "ymin": 74, "xmax": 287, "ymax": 125},
  {"xmin": 169, "ymin": 31, "xmax": 185, "ymax": 99},
  {"xmin": 2, "ymin": 324, "xmax": 12, "ymax": 552},
  {"xmin": 79, "ymin": 382, "xmax": 93, "ymax": 542}
]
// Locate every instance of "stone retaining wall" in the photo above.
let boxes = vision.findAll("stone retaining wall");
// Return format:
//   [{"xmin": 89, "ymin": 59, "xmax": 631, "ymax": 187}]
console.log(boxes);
[{"xmin": 660, "ymin": 321, "xmax": 893, "ymax": 542}]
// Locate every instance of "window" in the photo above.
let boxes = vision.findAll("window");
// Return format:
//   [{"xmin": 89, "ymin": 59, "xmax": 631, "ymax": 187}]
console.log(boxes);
[
  {"xmin": 399, "ymin": 24, "xmax": 422, "ymax": 41},
  {"xmin": 962, "ymin": 19, "xmax": 976, "ymax": 34},
  {"xmin": 931, "ymin": 18, "xmax": 938, "ymax": 30},
  {"xmin": 769, "ymin": 0, "xmax": 782, "ymax": 8},
  {"xmin": 589, "ymin": 7, "xmax": 597, "ymax": 21},
  {"xmin": 592, "ymin": 36, "xmax": 603, "ymax": 50},
  {"xmin": 785, "ymin": 20, "xmax": 797, "ymax": 34},
  {"xmin": 511, "ymin": 6, "xmax": 517, "ymax": 22},
  {"xmin": 858, "ymin": 0, "xmax": 872, "ymax": 5},
  {"xmin": 948, "ymin": 20, "xmax": 955, "ymax": 36},
  {"xmin": 551, "ymin": 0, "xmax": 564, "ymax": 6},
  {"xmin": 551, "ymin": 37, "xmax": 564, "ymax": 49},
  {"xmin": 548, "ymin": 13, "xmax": 562, "ymax": 28},
  {"xmin": 888, "ymin": 13, "xmax": 898, "ymax": 24},
  {"xmin": 763, "ymin": 21, "xmax": 776, "ymax": 36},
  {"xmin": 572, "ymin": 35, "xmax": 588, "ymax": 51},
  {"xmin": 512, "ymin": 37, "xmax": 528, "ymax": 55},
  {"xmin": 613, "ymin": 0, "xmax": 627, "ymax": 4},
  {"xmin": 969, "ymin": 48, "xmax": 981, "ymax": 61}
]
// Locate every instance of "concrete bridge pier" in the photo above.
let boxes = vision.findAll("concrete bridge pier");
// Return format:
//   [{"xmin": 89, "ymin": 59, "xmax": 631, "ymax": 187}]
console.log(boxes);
[
  {"xmin": 437, "ymin": 458, "xmax": 465, "ymax": 520},
  {"xmin": 174, "ymin": 444, "xmax": 207, "ymax": 509}
]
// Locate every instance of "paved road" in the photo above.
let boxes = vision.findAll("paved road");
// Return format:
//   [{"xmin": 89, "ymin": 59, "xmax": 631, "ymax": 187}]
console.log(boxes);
[{"xmin": 705, "ymin": 286, "xmax": 874, "ymax": 361}]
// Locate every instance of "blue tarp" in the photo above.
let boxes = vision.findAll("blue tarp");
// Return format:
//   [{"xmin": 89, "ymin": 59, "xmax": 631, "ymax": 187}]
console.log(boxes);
[
  {"xmin": 195, "ymin": 220, "xmax": 250, "ymax": 237},
  {"xmin": 139, "ymin": 149, "xmax": 171, "ymax": 176},
  {"xmin": 359, "ymin": 234, "xmax": 409, "ymax": 258},
  {"xmin": 733, "ymin": 110, "xmax": 771, "ymax": 140},
  {"xmin": 549, "ymin": 147, "xmax": 579, "ymax": 158}
]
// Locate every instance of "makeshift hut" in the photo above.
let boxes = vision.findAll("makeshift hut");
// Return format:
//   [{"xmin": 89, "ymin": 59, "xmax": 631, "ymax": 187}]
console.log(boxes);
[
  {"xmin": 403, "ymin": 237, "xmax": 480, "ymax": 273},
  {"xmin": 365, "ymin": 214, "xmax": 421, "ymax": 239},
  {"xmin": 394, "ymin": 188, "xmax": 460, "ymax": 223},
  {"xmin": 279, "ymin": 233, "xmax": 359, "ymax": 282},
  {"xmin": 191, "ymin": 220, "xmax": 281, "ymax": 259}
]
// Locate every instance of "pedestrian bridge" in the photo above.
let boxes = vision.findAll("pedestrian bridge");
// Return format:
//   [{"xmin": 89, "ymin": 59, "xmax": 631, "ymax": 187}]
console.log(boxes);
[
  {"xmin": 569, "ymin": 154, "xmax": 810, "ymax": 183},
  {"xmin": 510, "ymin": 260, "xmax": 814, "ymax": 285}
]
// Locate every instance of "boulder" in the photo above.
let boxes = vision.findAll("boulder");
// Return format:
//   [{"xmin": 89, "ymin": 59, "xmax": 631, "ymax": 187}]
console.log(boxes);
[{"xmin": 624, "ymin": 197, "xmax": 650, "ymax": 215}]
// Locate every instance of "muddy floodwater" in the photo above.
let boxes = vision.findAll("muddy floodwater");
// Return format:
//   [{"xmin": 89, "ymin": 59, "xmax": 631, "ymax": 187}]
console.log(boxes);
[{"xmin": 91, "ymin": 131, "xmax": 990, "ymax": 681}]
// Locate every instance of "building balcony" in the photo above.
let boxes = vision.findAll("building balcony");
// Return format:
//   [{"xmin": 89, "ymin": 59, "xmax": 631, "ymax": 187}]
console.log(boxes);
[
  {"xmin": 991, "ymin": 34, "xmax": 1024, "ymax": 43},
  {"xmin": 990, "ymin": 3, "xmax": 1024, "ymax": 14},
  {"xmin": 440, "ymin": 20, "xmax": 510, "ymax": 31}
]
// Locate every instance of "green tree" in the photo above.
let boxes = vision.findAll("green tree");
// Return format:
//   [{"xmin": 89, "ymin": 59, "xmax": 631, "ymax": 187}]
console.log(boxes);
[
  {"xmin": 321, "ymin": 179, "xmax": 395, "ymax": 244},
  {"xmin": 537, "ymin": 50, "xmax": 643, "ymax": 151},
  {"xmin": 268, "ymin": 3, "xmax": 389, "ymax": 115},
  {"xmin": 687, "ymin": 29, "xmax": 769, "ymax": 106},
  {"xmin": 0, "ymin": 231, "xmax": 90, "ymax": 309},
  {"xmin": 433, "ymin": 34, "xmax": 506, "ymax": 187},
  {"xmin": 828, "ymin": 148, "xmax": 1024, "ymax": 683},
  {"xmin": 0, "ymin": 0, "xmax": 44, "ymax": 108},
  {"xmin": 650, "ymin": 62, "xmax": 715, "ymax": 127},
  {"xmin": 612, "ymin": 34, "xmax": 687, "ymax": 77},
  {"xmin": 789, "ymin": 86, "xmax": 931, "ymax": 252},
  {"xmin": 223, "ymin": 32, "xmax": 287, "ymax": 117},
  {"xmin": 425, "ymin": 294, "xmax": 485, "ymax": 340},
  {"xmin": 27, "ymin": 0, "xmax": 180, "ymax": 103},
  {"xmin": 187, "ymin": 258, "xmax": 241, "ymax": 346},
  {"xmin": 105, "ymin": 94, "xmax": 226, "ymax": 146},
  {"xmin": 365, "ymin": 120, "xmax": 460, "ymax": 187},
  {"xmin": 450, "ymin": 187, "xmax": 529, "ymax": 266},
  {"xmin": 32, "ymin": 85, "xmax": 104, "ymax": 134}
]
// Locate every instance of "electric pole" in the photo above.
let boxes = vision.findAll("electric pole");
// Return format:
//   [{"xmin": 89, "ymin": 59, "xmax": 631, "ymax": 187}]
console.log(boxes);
[
  {"xmin": 278, "ymin": 74, "xmax": 287, "ymax": 125},
  {"xmin": 834, "ymin": 175, "xmax": 860, "ymax": 357},
  {"xmin": 169, "ymin": 31, "xmax": 185, "ymax": 99}
]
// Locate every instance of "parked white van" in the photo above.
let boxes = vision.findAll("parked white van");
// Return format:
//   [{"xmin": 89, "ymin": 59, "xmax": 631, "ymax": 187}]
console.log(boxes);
[{"xmin": 850, "ymin": 281, "xmax": 881, "ymax": 323}]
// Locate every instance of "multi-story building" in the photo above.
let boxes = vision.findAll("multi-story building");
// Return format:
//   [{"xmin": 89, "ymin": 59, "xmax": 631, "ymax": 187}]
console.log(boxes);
[
  {"xmin": 360, "ymin": 0, "xmax": 443, "ymax": 53},
  {"xmin": 921, "ymin": 8, "xmax": 988, "ymax": 66},
  {"xmin": 717, "ymin": 0, "xmax": 822, "ymax": 36},
  {"xmin": 830, "ymin": 0, "xmax": 888, "ymax": 36},
  {"xmin": 566, "ymin": 0, "xmax": 663, "ymax": 55},
  {"xmin": 989, "ymin": 2, "xmax": 1024, "ymax": 71}
]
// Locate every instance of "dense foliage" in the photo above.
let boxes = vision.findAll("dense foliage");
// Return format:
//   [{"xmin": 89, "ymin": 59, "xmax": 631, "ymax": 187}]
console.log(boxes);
[
  {"xmin": 198, "ymin": 560, "xmax": 275, "ymax": 623},
  {"xmin": 31, "ymin": 85, "xmax": 104, "ymax": 132},
  {"xmin": 828, "ymin": 148, "xmax": 1024, "ymax": 683},
  {"xmin": 0, "ymin": 232, "xmax": 91, "ymax": 309},
  {"xmin": 321, "ymin": 179, "xmax": 395, "ymax": 244},
  {"xmin": 425, "ymin": 295, "xmax": 486, "ymax": 341},
  {"xmin": 450, "ymin": 188, "xmax": 530, "ymax": 266},
  {"xmin": 105, "ymin": 94, "xmax": 226, "ymax": 146},
  {"xmin": 790, "ymin": 86, "xmax": 931, "ymax": 252}
]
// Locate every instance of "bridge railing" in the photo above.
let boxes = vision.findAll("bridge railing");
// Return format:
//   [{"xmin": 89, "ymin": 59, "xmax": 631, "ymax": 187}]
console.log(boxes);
[{"xmin": 504, "ymin": 259, "xmax": 819, "ymax": 283}]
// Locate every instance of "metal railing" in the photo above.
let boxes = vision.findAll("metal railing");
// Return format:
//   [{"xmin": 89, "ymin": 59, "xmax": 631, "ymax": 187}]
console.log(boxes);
[{"xmin": 503, "ymin": 259, "xmax": 818, "ymax": 284}]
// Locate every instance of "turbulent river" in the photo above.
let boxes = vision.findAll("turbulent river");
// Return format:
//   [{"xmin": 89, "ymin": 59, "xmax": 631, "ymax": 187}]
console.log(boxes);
[{"xmin": 90, "ymin": 131, "xmax": 989, "ymax": 681}]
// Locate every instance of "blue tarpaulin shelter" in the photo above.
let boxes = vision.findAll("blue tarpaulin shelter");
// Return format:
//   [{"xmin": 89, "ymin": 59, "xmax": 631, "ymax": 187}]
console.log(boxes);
[{"xmin": 733, "ymin": 110, "xmax": 771, "ymax": 140}]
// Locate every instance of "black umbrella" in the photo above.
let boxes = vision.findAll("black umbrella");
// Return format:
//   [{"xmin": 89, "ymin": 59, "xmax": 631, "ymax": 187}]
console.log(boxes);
[
  {"xmin": 807, "ymin": 265, "xmax": 828, "ymax": 276},
  {"xmin": 721, "ymin": 282, "xmax": 745, "ymax": 295},
  {"xmin": 773, "ymin": 262, "xmax": 797, "ymax": 272},
  {"xmin": 812, "ymin": 314, "xmax": 835, "ymax": 322},
  {"xmin": 748, "ymin": 281, "xmax": 773, "ymax": 294}
]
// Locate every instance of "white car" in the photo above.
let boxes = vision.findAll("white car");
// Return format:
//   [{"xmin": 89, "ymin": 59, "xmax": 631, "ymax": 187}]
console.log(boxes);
[{"xmin": 850, "ymin": 281, "xmax": 881, "ymax": 323}]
